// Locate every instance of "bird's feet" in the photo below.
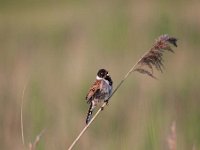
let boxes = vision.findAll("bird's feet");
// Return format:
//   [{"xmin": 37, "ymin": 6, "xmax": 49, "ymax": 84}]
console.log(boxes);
[
  {"xmin": 104, "ymin": 99, "xmax": 109, "ymax": 105},
  {"xmin": 101, "ymin": 100, "xmax": 109, "ymax": 111}
]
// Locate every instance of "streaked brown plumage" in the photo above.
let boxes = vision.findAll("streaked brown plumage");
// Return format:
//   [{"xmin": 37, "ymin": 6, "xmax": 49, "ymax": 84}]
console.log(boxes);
[{"xmin": 86, "ymin": 80, "xmax": 101, "ymax": 104}]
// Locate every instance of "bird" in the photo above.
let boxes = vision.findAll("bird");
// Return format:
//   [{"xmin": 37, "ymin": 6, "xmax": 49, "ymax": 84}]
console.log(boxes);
[{"xmin": 85, "ymin": 69, "xmax": 113, "ymax": 124}]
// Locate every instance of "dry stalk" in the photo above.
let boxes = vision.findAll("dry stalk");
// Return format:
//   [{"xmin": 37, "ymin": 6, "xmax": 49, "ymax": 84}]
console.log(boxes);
[
  {"xmin": 167, "ymin": 121, "xmax": 177, "ymax": 150},
  {"xmin": 20, "ymin": 82, "xmax": 45, "ymax": 150},
  {"xmin": 67, "ymin": 34, "xmax": 178, "ymax": 150},
  {"xmin": 21, "ymin": 84, "xmax": 27, "ymax": 145},
  {"xmin": 29, "ymin": 129, "xmax": 46, "ymax": 150},
  {"xmin": 192, "ymin": 144, "xmax": 196, "ymax": 150}
]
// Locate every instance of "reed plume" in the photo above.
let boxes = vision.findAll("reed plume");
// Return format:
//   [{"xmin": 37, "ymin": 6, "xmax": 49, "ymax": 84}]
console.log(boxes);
[
  {"xmin": 134, "ymin": 34, "xmax": 177, "ymax": 79},
  {"xmin": 67, "ymin": 34, "xmax": 178, "ymax": 150}
]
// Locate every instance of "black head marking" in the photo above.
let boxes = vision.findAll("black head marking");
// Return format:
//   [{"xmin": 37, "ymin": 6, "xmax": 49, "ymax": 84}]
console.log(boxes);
[
  {"xmin": 97, "ymin": 69, "xmax": 108, "ymax": 78},
  {"xmin": 105, "ymin": 75, "xmax": 113, "ymax": 86}
]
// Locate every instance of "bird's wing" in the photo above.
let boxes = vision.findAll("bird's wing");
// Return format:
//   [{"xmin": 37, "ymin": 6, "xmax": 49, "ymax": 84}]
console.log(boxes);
[{"xmin": 86, "ymin": 80, "xmax": 101, "ymax": 103}]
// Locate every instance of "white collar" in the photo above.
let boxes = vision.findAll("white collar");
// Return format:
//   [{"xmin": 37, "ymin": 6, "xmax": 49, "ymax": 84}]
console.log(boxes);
[
  {"xmin": 96, "ymin": 76, "xmax": 103, "ymax": 80},
  {"xmin": 96, "ymin": 76, "xmax": 110, "ymax": 85}
]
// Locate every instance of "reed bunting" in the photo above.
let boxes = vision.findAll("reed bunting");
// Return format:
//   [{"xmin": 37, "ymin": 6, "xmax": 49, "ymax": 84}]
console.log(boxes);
[{"xmin": 85, "ymin": 69, "xmax": 113, "ymax": 124}]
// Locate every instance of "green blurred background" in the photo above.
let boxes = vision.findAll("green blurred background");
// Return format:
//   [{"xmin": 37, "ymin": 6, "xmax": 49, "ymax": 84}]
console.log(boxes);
[{"xmin": 0, "ymin": 0, "xmax": 200, "ymax": 150}]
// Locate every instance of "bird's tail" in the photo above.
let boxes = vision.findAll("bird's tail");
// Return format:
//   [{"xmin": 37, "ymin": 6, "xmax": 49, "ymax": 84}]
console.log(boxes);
[{"xmin": 86, "ymin": 101, "xmax": 95, "ymax": 124}]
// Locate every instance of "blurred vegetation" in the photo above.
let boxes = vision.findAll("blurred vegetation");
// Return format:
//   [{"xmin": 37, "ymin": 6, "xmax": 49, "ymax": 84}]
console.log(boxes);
[{"xmin": 0, "ymin": 0, "xmax": 200, "ymax": 150}]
